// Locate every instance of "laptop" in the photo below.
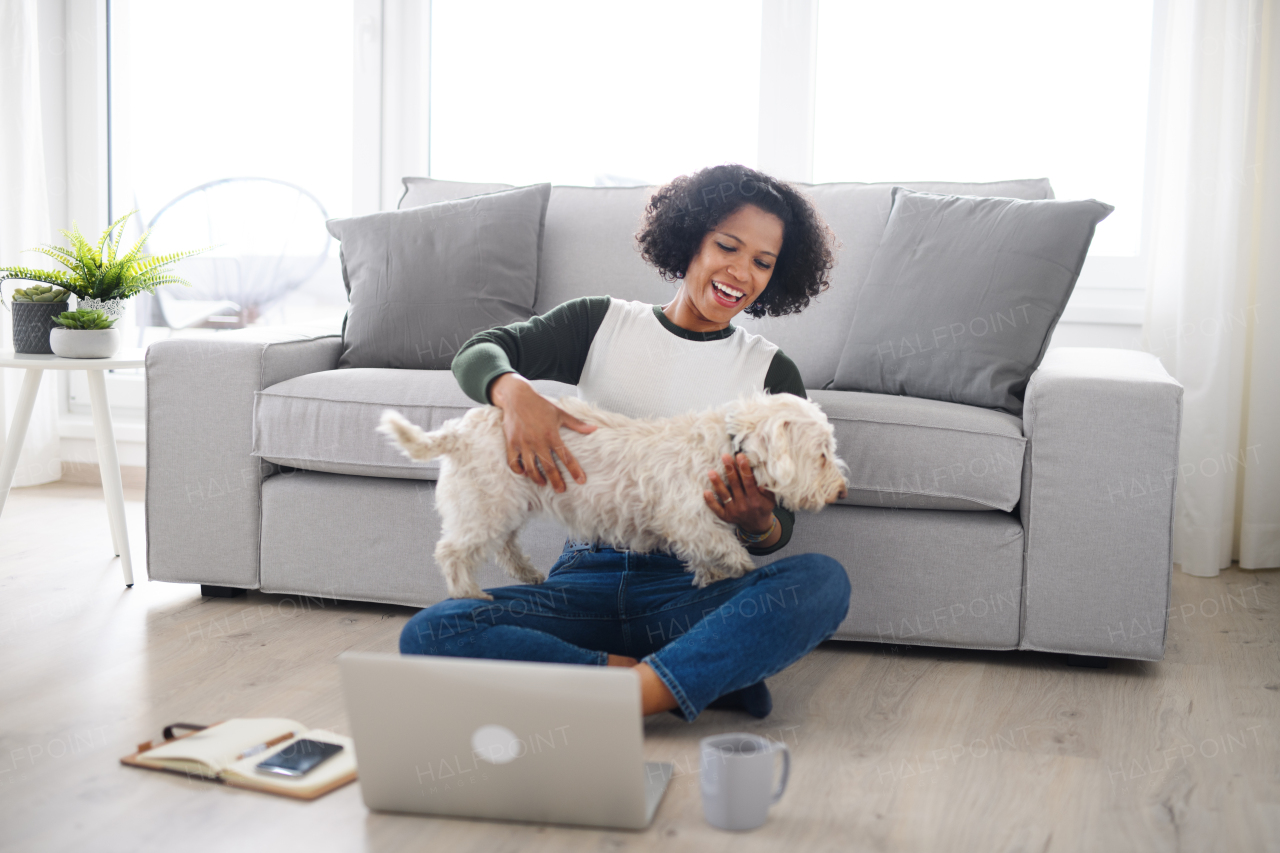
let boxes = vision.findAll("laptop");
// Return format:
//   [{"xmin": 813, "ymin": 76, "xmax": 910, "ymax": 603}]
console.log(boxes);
[{"xmin": 338, "ymin": 652, "xmax": 673, "ymax": 830}]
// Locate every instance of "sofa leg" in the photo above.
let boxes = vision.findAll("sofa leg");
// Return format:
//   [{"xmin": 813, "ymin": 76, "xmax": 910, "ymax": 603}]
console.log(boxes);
[
  {"xmin": 200, "ymin": 584, "xmax": 246, "ymax": 598},
  {"xmin": 1065, "ymin": 654, "xmax": 1109, "ymax": 668}
]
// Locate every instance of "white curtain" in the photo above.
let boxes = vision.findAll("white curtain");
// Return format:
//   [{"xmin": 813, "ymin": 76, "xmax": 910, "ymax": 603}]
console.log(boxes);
[
  {"xmin": 0, "ymin": 0, "xmax": 61, "ymax": 487},
  {"xmin": 1143, "ymin": 0, "xmax": 1280, "ymax": 576}
]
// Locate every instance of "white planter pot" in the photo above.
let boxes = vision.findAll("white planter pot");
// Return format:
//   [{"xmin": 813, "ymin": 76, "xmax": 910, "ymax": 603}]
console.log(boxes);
[
  {"xmin": 49, "ymin": 327, "xmax": 122, "ymax": 359},
  {"xmin": 76, "ymin": 297, "xmax": 128, "ymax": 323}
]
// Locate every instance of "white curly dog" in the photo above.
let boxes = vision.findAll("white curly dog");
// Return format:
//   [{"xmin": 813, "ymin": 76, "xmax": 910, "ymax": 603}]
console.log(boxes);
[{"xmin": 378, "ymin": 393, "xmax": 848, "ymax": 600}]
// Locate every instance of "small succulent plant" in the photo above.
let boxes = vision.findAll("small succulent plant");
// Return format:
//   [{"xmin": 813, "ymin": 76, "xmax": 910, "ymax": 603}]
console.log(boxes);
[
  {"xmin": 52, "ymin": 309, "xmax": 116, "ymax": 330},
  {"xmin": 12, "ymin": 284, "xmax": 72, "ymax": 303}
]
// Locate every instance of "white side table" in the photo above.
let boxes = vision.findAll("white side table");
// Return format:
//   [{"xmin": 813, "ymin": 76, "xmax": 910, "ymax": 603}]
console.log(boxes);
[{"xmin": 0, "ymin": 349, "xmax": 146, "ymax": 586}]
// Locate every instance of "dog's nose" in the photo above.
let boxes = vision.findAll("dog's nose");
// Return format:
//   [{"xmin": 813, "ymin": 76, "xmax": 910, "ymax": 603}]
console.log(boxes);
[{"xmin": 836, "ymin": 486, "xmax": 847, "ymax": 501}]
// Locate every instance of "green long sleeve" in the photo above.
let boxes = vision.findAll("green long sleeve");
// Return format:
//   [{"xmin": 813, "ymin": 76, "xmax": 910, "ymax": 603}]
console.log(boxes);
[{"xmin": 452, "ymin": 296, "xmax": 611, "ymax": 403}]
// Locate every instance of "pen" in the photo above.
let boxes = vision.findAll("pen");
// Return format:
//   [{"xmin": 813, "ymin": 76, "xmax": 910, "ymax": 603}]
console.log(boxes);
[{"xmin": 237, "ymin": 731, "xmax": 297, "ymax": 761}]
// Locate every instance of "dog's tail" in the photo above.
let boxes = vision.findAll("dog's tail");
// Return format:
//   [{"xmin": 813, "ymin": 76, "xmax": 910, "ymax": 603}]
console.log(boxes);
[{"xmin": 378, "ymin": 410, "xmax": 462, "ymax": 462}]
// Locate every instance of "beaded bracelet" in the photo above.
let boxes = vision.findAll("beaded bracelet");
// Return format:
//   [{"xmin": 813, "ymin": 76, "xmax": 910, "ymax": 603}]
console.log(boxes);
[{"xmin": 736, "ymin": 515, "xmax": 778, "ymax": 545}]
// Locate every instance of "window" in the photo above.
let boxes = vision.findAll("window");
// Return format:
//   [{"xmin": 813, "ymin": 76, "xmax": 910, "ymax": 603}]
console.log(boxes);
[
  {"xmin": 813, "ymin": 0, "xmax": 1154, "ymax": 257},
  {"xmin": 429, "ymin": 0, "xmax": 763, "ymax": 186},
  {"xmin": 101, "ymin": 0, "xmax": 1154, "ymax": 342},
  {"xmin": 108, "ymin": 0, "xmax": 354, "ymax": 332}
]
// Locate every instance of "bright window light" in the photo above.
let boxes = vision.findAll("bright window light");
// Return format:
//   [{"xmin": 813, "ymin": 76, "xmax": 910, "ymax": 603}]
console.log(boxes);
[
  {"xmin": 110, "ymin": 0, "xmax": 354, "ymax": 225},
  {"xmin": 813, "ymin": 0, "xmax": 1153, "ymax": 256},
  {"xmin": 429, "ymin": 0, "xmax": 763, "ymax": 187},
  {"xmin": 109, "ymin": 0, "xmax": 353, "ymax": 327}
]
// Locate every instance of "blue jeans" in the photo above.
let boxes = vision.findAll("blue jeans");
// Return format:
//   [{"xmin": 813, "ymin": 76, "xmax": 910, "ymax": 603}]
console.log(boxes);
[{"xmin": 399, "ymin": 542, "xmax": 851, "ymax": 721}]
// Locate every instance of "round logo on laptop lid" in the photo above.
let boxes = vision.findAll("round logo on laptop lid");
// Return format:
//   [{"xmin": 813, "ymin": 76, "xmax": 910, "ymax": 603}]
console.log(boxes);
[{"xmin": 471, "ymin": 724, "xmax": 524, "ymax": 765}]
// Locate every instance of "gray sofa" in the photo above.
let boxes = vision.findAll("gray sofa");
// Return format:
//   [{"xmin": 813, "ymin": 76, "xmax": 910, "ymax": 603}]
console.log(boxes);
[{"xmin": 145, "ymin": 177, "xmax": 1183, "ymax": 661}]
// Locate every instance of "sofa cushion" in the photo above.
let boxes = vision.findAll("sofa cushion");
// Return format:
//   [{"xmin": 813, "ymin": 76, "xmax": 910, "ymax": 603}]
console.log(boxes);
[
  {"xmin": 735, "ymin": 178, "xmax": 1056, "ymax": 388},
  {"xmin": 251, "ymin": 369, "xmax": 576, "ymax": 480},
  {"xmin": 810, "ymin": 389, "xmax": 1026, "ymax": 512},
  {"xmin": 327, "ymin": 183, "xmax": 551, "ymax": 370},
  {"xmin": 253, "ymin": 369, "xmax": 1024, "ymax": 511},
  {"xmin": 532, "ymin": 185, "xmax": 678, "ymax": 314},
  {"xmin": 831, "ymin": 189, "xmax": 1113, "ymax": 414}
]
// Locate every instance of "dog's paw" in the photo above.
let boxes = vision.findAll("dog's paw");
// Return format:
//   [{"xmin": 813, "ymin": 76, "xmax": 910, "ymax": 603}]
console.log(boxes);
[
  {"xmin": 690, "ymin": 566, "xmax": 721, "ymax": 588},
  {"xmin": 447, "ymin": 584, "xmax": 494, "ymax": 601},
  {"xmin": 719, "ymin": 553, "xmax": 755, "ymax": 581}
]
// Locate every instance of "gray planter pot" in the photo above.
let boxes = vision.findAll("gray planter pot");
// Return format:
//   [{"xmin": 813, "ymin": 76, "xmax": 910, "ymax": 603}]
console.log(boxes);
[{"xmin": 11, "ymin": 301, "xmax": 70, "ymax": 354}]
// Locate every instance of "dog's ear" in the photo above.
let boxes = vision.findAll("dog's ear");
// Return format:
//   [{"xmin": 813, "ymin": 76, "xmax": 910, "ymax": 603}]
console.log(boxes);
[
  {"xmin": 725, "ymin": 397, "xmax": 760, "ymax": 449},
  {"xmin": 765, "ymin": 416, "xmax": 796, "ymax": 489},
  {"xmin": 740, "ymin": 410, "xmax": 795, "ymax": 493},
  {"xmin": 725, "ymin": 393, "xmax": 777, "ymax": 441}
]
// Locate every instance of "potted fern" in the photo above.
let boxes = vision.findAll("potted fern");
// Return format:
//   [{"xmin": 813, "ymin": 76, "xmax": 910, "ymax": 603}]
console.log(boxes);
[
  {"xmin": 49, "ymin": 309, "xmax": 120, "ymax": 358},
  {"xmin": 0, "ymin": 210, "xmax": 209, "ymax": 327}
]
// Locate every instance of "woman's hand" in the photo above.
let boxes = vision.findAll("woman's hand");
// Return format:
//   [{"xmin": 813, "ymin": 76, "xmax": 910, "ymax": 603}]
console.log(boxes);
[
  {"xmin": 704, "ymin": 452, "xmax": 776, "ymax": 536},
  {"xmin": 489, "ymin": 373, "xmax": 596, "ymax": 493}
]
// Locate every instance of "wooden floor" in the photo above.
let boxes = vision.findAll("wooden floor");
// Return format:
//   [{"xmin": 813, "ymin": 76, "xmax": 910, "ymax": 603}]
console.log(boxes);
[{"xmin": 1, "ymin": 482, "xmax": 1276, "ymax": 853}]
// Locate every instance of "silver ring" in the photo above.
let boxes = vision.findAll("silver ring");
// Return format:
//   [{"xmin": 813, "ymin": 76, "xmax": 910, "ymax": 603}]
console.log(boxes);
[{"xmin": 723, "ymin": 496, "xmax": 734, "ymax": 504}]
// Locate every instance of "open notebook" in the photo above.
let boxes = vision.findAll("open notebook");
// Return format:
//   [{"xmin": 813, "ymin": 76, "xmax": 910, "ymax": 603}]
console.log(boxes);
[{"xmin": 121, "ymin": 718, "xmax": 356, "ymax": 800}]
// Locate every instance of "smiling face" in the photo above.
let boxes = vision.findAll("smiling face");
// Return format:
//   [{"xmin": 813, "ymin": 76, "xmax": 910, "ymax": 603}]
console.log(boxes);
[{"xmin": 666, "ymin": 203, "xmax": 785, "ymax": 332}]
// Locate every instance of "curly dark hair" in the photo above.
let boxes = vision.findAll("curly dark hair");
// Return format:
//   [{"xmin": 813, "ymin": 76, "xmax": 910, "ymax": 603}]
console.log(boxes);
[{"xmin": 636, "ymin": 164, "xmax": 837, "ymax": 318}]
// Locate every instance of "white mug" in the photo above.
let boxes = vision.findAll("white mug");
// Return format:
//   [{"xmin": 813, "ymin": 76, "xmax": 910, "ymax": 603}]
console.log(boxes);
[{"xmin": 699, "ymin": 732, "xmax": 791, "ymax": 831}]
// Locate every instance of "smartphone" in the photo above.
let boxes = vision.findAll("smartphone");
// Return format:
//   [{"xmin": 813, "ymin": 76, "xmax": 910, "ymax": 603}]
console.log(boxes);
[{"xmin": 255, "ymin": 739, "xmax": 344, "ymax": 777}]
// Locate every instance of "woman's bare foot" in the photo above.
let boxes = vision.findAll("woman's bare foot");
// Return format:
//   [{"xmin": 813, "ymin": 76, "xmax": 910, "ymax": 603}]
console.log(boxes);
[{"xmin": 605, "ymin": 655, "xmax": 678, "ymax": 715}]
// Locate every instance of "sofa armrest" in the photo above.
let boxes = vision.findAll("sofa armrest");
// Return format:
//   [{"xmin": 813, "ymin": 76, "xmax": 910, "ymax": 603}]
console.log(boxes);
[
  {"xmin": 1019, "ymin": 348, "xmax": 1183, "ymax": 660},
  {"xmin": 145, "ymin": 330, "xmax": 343, "ymax": 587}
]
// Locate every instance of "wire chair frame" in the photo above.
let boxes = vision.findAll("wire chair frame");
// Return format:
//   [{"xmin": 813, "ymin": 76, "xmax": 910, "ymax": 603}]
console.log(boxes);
[{"xmin": 145, "ymin": 177, "xmax": 333, "ymax": 323}]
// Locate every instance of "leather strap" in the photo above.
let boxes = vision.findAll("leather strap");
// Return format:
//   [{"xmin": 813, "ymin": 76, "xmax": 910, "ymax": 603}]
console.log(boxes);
[{"xmin": 162, "ymin": 723, "xmax": 207, "ymax": 741}]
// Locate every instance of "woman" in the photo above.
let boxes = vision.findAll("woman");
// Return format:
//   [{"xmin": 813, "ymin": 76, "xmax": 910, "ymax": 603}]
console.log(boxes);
[{"xmin": 401, "ymin": 164, "xmax": 849, "ymax": 721}]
